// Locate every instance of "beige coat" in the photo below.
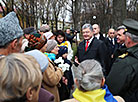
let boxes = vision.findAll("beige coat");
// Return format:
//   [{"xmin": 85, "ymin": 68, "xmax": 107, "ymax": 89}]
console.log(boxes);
[{"xmin": 42, "ymin": 58, "xmax": 63, "ymax": 102}]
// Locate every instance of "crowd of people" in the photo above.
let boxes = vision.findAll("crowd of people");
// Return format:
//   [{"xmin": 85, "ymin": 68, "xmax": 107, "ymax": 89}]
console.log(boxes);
[{"xmin": 0, "ymin": 11, "xmax": 138, "ymax": 102}]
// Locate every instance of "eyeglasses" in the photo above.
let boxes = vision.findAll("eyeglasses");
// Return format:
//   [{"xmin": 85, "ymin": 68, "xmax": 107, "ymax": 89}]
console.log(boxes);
[
  {"xmin": 110, "ymin": 32, "xmax": 115, "ymax": 34},
  {"xmin": 82, "ymin": 31, "xmax": 91, "ymax": 34}
]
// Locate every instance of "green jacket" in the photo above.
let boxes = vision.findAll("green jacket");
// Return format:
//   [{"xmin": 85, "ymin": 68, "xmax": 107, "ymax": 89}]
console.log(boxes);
[{"xmin": 106, "ymin": 44, "xmax": 138, "ymax": 101}]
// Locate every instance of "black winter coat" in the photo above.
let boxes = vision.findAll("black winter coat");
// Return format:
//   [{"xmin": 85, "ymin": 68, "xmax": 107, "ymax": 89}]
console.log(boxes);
[{"xmin": 106, "ymin": 44, "xmax": 138, "ymax": 101}]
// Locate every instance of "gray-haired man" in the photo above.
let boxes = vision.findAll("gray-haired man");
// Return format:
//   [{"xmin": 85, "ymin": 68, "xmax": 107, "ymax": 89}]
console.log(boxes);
[
  {"xmin": 75, "ymin": 24, "xmax": 108, "ymax": 76},
  {"xmin": 0, "ymin": 12, "xmax": 23, "ymax": 55},
  {"xmin": 112, "ymin": 25, "xmax": 127, "ymax": 62},
  {"xmin": 0, "ymin": 11, "xmax": 54, "ymax": 102},
  {"xmin": 106, "ymin": 18, "xmax": 138, "ymax": 102}
]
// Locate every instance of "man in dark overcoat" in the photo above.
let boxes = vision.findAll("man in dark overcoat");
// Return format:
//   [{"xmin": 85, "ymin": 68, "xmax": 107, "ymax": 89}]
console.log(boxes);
[
  {"xmin": 75, "ymin": 24, "xmax": 107, "ymax": 76},
  {"xmin": 106, "ymin": 19, "xmax": 138, "ymax": 102}
]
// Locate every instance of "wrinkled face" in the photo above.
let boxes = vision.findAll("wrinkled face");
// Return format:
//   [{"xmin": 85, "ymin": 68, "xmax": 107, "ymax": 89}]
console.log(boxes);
[
  {"xmin": 51, "ymin": 46, "xmax": 59, "ymax": 55},
  {"xmin": 92, "ymin": 24, "xmax": 100, "ymax": 35},
  {"xmin": 66, "ymin": 29, "xmax": 70, "ymax": 34},
  {"xmin": 108, "ymin": 29, "xmax": 115, "ymax": 39},
  {"xmin": 57, "ymin": 35, "xmax": 64, "ymax": 43},
  {"xmin": 82, "ymin": 28, "xmax": 93, "ymax": 40},
  {"xmin": 116, "ymin": 29, "xmax": 125, "ymax": 44}
]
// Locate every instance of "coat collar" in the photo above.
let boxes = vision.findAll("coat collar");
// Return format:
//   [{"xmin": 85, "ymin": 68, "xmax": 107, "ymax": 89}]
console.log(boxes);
[
  {"xmin": 127, "ymin": 44, "xmax": 138, "ymax": 53},
  {"xmin": 73, "ymin": 88, "xmax": 106, "ymax": 102},
  {"xmin": 73, "ymin": 85, "xmax": 117, "ymax": 102}
]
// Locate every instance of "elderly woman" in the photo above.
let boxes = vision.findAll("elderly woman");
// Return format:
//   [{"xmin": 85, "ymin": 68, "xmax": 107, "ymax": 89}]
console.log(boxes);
[
  {"xmin": 25, "ymin": 33, "xmax": 63, "ymax": 102},
  {"xmin": 43, "ymin": 39, "xmax": 63, "ymax": 102},
  {"xmin": 63, "ymin": 59, "xmax": 125, "ymax": 102},
  {"xmin": 0, "ymin": 53, "xmax": 42, "ymax": 102}
]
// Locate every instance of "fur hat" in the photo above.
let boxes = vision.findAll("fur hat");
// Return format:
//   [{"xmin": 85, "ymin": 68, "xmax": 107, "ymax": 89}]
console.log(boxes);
[
  {"xmin": 0, "ymin": 11, "xmax": 23, "ymax": 46},
  {"xmin": 46, "ymin": 39, "xmax": 57, "ymax": 53}
]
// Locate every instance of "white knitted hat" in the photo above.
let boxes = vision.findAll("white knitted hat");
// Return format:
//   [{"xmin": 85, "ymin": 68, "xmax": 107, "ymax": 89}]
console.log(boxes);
[{"xmin": 43, "ymin": 31, "xmax": 53, "ymax": 40}]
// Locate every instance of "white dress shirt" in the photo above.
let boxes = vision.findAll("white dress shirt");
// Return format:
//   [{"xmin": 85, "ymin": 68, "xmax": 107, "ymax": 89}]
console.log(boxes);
[{"xmin": 95, "ymin": 33, "xmax": 100, "ymax": 39}]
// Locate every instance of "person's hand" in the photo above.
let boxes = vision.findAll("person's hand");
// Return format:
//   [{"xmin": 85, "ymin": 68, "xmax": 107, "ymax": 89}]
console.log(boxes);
[
  {"xmin": 75, "ymin": 56, "xmax": 80, "ymax": 64},
  {"xmin": 111, "ymin": 54, "xmax": 114, "ymax": 58},
  {"xmin": 72, "ymin": 85, "xmax": 74, "ymax": 90},
  {"xmin": 62, "ymin": 77, "xmax": 68, "ymax": 85},
  {"xmin": 74, "ymin": 30, "xmax": 77, "ymax": 35}
]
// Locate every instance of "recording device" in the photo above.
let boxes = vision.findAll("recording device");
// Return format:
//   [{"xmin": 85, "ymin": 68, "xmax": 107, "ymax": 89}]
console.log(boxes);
[{"xmin": 70, "ymin": 29, "xmax": 80, "ymax": 34}]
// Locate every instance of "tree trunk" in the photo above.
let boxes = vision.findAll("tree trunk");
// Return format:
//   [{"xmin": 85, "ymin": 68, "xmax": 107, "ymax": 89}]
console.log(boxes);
[
  {"xmin": 55, "ymin": 15, "xmax": 58, "ymax": 30},
  {"xmin": 72, "ymin": 0, "xmax": 78, "ymax": 30},
  {"xmin": 62, "ymin": 19, "xmax": 65, "ymax": 30},
  {"xmin": 113, "ymin": 0, "xmax": 126, "ymax": 28},
  {"xmin": 11, "ymin": 0, "xmax": 14, "ymax": 11}
]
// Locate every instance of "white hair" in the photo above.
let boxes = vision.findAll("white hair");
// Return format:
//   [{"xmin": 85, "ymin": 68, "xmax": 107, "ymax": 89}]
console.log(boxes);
[
  {"xmin": 82, "ymin": 24, "xmax": 93, "ymax": 31},
  {"xmin": 73, "ymin": 59, "xmax": 103, "ymax": 91},
  {"xmin": 125, "ymin": 32, "xmax": 138, "ymax": 42}
]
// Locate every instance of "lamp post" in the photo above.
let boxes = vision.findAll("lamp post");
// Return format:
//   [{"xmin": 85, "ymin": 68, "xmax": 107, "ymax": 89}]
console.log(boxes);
[
  {"xmin": 93, "ymin": 16, "xmax": 96, "ymax": 20},
  {"xmin": 93, "ymin": 15, "xmax": 96, "ymax": 23}
]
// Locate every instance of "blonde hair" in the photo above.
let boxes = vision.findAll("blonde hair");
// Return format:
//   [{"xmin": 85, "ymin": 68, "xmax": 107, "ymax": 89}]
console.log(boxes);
[{"xmin": 0, "ymin": 53, "xmax": 42, "ymax": 102}]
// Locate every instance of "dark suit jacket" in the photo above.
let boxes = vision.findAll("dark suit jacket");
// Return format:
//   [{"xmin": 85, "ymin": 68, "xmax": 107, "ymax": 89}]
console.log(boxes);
[
  {"xmin": 96, "ymin": 33, "xmax": 112, "ymax": 75},
  {"xmin": 107, "ymin": 37, "xmax": 119, "ymax": 56},
  {"xmin": 76, "ymin": 37, "xmax": 107, "ymax": 75},
  {"xmin": 106, "ymin": 44, "xmax": 138, "ymax": 101},
  {"xmin": 99, "ymin": 33, "xmax": 108, "ymax": 45},
  {"xmin": 112, "ymin": 44, "xmax": 127, "ymax": 63}
]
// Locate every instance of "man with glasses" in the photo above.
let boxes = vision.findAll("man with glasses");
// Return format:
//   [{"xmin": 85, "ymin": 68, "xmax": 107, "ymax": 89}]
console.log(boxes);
[
  {"xmin": 75, "ymin": 24, "xmax": 107, "ymax": 76},
  {"xmin": 106, "ymin": 19, "xmax": 138, "ymax": 102}
]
